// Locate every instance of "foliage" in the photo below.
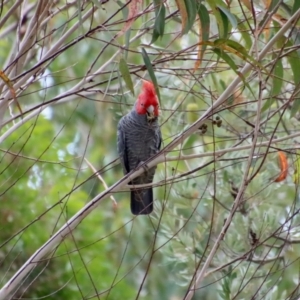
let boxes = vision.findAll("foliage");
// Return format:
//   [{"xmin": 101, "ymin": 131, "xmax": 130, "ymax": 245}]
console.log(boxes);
[{"xmin": 0, "ymin": 0, "xmax": 300, "ymax": 299}]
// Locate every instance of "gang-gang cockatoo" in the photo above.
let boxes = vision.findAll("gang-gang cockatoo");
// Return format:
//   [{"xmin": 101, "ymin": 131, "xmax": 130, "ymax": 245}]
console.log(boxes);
[{"xmin": 117, "ymin": 81, "xmax": 161, "ymax": 215}]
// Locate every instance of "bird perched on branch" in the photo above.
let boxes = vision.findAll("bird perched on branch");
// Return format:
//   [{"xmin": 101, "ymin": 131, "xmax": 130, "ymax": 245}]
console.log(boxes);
[{"xmin": 117, "ymin": 80, "xmax": 161, "ymax": 215}]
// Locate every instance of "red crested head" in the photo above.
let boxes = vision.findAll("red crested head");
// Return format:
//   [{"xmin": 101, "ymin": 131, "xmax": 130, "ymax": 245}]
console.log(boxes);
[{"xmin": 135, "ymin": 80, "xmax": 159, "ymax": 118}]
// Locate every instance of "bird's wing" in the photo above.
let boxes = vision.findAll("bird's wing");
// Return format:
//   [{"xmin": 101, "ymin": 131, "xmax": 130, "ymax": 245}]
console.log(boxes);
[
  {"xmin": 157, "ymin": 126, "xmax": 162, "ymax": 151},
  {"xmin": 117, "ymin": 122, "xmax": 129, "ymax": 174}
]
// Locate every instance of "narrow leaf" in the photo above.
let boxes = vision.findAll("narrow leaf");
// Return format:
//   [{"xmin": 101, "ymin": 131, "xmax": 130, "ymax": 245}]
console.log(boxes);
[
  {"xmin": 194, "ymin": 3, "xmax": 210, "ymax": 70},
  {"xmin": 119, "ymin": 58, "xmax": 135, "ymax": 95},
  {"xmin": 217, "ymin": 6, "xmax": 229, "ymax": 38},
  {"xmin": 293, "ymin": 0, "xmax": 300, "ymax": 14},
  {"xmin": 213, "ymin": 48, "xmax": 238, "ymax": 72},
  {"xmin": 288, "ymin": 51, "xmax": 300, "ymax": 86},
  {"xmin": 175, "ymin": 0, "xmax": 188, "ymax": 35},
  {"xmin": 293, "ymin": 151, "xmax": 300, "ymax": 184},
  {"xmin": 206, "ymin": 0, "xmax": 228, "ymax": 39},
  {"xmin": 154, "ymin": 2, "xmax": 165, "ymax": 36},
  {"xmin": 141, "ymin": 48, "xmax": 161, "ymax": 101},
  {"xmin": 288, "ymin": 46, "xmax": 300, "ymax": 118},
  {"xmin": 198, "ymin": 4, "xmax": 210, "ymax": 42},
  {"xmin": 151, "ymin": 0, "xmax": 166, "ymax": 44},
  {"xmin": 76, "ymin": 0, "xmax": 84, "ymax": 35},
  {"xmin": 183, "ymin": 0, "xmax": 197, "ymax": 34},
  {"xmin": 262, "ymin": 58, "xmax": 283, "ymax": 111},
  {"xmin": 274, "ymin": 151, "xmax": 288, "ymax": 182},
  {"xmin": 0, "ymin": 70, "xmax": 22, "ymax": 116},
  {"xmin": 271, "ymin": 58, "xmax": 284, "ymax": 96},
  {"xmin": 151, "ymin": 30, "xmax": 160, "ymax": 45},
  {"xmin": 214, "ymin": 38, "xmax": 249, "ymax": 60},
  {"xmin": 117, "ymin": 0, "xmax": 142, "ymax": 38},
  {"xmin": 217, "ymin": 5, "xmax": 237, "ymax": 28},
  {"xmin": 290, "ymin": 88, "xmax": 300, "ymax": 118},
  {"xmin": 213, "ymin": 47, "xmax": 255, "ymax": 97},
  {"xmin": 117, "ymin": 0, "xmax": 131, "ymax": 59}
]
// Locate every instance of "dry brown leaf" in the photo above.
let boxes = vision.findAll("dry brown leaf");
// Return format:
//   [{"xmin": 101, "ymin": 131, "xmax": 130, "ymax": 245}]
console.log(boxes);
[
  {"xmin": 117, "ymin": 0, "xmax": 142, "ymax": 38},
  {"xmin": 274, "ymin": 151, "xmax": 288, "ymax": 182},
  {"xmin": 233, "ymin": 88, "xmax": 245, "ymax": 105},
  {"xmin": 175, "ymin": 0, "xmax": 188, "ymax": 35},
  {"xmin": 263, "ymin": 0, "xmax": 272, "ymax": 40},
  {"xmin": 0, "ymin": 70, "xmax": 22, "ymax": 116},
  {"xmin": 193, "ymin": 18, "xmax": 202, "ymax": 72}
]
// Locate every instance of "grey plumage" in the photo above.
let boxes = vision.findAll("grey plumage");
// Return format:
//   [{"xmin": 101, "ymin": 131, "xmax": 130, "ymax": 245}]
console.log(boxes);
[{"xmin": 117, "ymin": 106, "xmax": 161, "ymax": 215}]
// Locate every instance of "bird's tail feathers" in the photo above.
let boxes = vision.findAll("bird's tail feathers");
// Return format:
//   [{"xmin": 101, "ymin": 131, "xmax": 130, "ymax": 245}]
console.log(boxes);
[{"xmin": 131, "ymin": 188, "xmax": 153, "ymax": 215}]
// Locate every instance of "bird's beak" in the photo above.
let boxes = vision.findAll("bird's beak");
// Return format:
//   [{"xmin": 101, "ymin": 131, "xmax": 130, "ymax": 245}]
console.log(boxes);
[{"xmin": 146, "ymin": 105, "xmax": 155, "ymax": 119}]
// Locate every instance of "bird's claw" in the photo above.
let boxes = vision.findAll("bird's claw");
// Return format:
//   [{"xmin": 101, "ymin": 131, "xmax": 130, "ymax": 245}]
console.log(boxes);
[{"xmin": 137, "ymin": 161, "xmax": 149, "ymax": 172}]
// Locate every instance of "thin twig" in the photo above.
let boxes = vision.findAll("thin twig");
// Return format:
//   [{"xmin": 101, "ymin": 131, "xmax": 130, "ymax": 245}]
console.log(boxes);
[{"xmin": 84, "ymin": 157, "xmax": 118, "ymax": 210}]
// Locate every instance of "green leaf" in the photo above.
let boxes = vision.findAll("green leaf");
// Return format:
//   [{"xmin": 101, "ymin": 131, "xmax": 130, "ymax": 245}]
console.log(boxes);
[
  {"xmin": 216, "ymin": 6, "xmax": 229, "ymax": 38},
  {"xmin": 194, "ymin": 3, "xmax": 210, "ymax": 69},
  {"xmin": 292, "ymin": 0, "xmax": 300, "ymax": 14},
  {"xmin": 117, "ymin": 0, "xmax": 131, "ymax": 59},
  {"xmin": 262, "ymin": 58, "xmax": 283, "ymax": 112},
  {"xmin": 154, "ymin": 1, "xmax": 165, "ymax": 36},
  {"xmin": 117, "ymin": 0, "xmax": 128, "ymax": 18},
  {"xmin": 213, "ymin": 48, "xmax": 237, "ymax": 72},
  {"xmin": 119, "ymin": 58, "xmax": 135, "ymax": 95},
  {"xmin": 141, "ymin": 48, "xmax": 161, "ymax": 100},
  {"xmin": 76, "ymin": 0, "xmax": 84, "ymax": 35},
  {"xmin": 271, "ymin": 58, "xmax": 284, "ymax": 96},
  {"xmin": 217, "ymin": 5, "xmax": 237, "ymax": 29},
  {"xmin": 290, "ymin": 89, "xmax": 300, "ymax": 118},
  {"xmin": 269, "ymin": 0, "xmax": 281, "ymax": 10},
  {"xmin": 214, "ymin": 38, "xmax": 248, "ymax": 58},
  {"xmin": 287, "ymin": 49, "xmax": 300, "ymax": 86},
  {"xmin": 213, "ymin": 47, "xmax": 255, "ymax": 98},
  {"xmin": 198, "ymin": 3, "xmax": 210, "ymax": 44},
  {"xmin": 213, "ymin": 39, "xmax": 259, "ymax": 70},
  {"xmin": 183, "ymin": 0, "xmax": 197, "ymax": 34},
  {"xmin": 206, "ymin": 0, "xmax": 228, "ymax": 39},
  {"xmin": 175, "ymin": 0, "xmax": 188, "ymax": 34},
  {"xmin": 262, "ymin": 26, "xmax": 299, "ymax": 114},
  {"xmin": 151, "ymin": 0, "xmax": 166, "ymax": 43},
  {"xmin": 293, "ymin": 150, "xmax": 300, "ymax": 184},
  {"xmin": 151, "ymin": 30, "xmax": 160, "ymax": 45}
]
